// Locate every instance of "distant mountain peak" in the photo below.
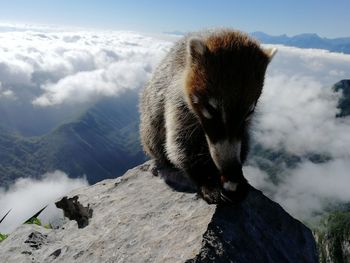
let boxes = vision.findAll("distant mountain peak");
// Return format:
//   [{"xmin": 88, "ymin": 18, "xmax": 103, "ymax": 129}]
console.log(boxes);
[
  {"xmin": 295, "ymin": 33, "xmax": 320, "ymax": 38},
  {"xmin": 250, "ymin": 31, "xmax": 350, "ymax": 54}
]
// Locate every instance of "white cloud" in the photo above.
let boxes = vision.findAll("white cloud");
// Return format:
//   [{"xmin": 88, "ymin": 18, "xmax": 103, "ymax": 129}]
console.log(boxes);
[
  {"xmin": 257, "ymin": 45, "xmax": 350, "ymax": 158},
  {"xmin": 275, "ymin": 159, "xmax": 350, "ymax": 217},
  {"xmin": 245, "ymin": 45, "xmax": 350, "ymax": 220},
  {"xmin": 265, "ymin": 44, "xmax": 350, "ymax": 84},
  {"xmin": 255, "ymin": 74, "xmax": 350, "ymax": 157},
  {"xmin": 246, "ymin": 159, "xmax": 350, "ymax": 220},
  {"xmin": 0, "ymin": 26, "xmax": 171, "ymax": 106},
  {"xmin": 33, "ymin": 60, "xmax": 151, "ymax": 106},
  {"xmin": 0, "ymin": 171, "xmax": 88, "ymax": 234}
]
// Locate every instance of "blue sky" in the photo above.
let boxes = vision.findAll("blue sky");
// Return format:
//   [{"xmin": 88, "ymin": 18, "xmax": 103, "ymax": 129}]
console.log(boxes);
[{"xmin": 0, "ymin": 0, "xmax": 349, "ymax": 37}]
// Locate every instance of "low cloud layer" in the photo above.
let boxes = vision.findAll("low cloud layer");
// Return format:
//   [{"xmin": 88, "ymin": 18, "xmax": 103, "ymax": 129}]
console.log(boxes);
[
  {"xmin": 245, "ymin": 159, "xmax": 350, "ymax": 220},
  {"xmin": 0, "ymin": 171, "xmax": 88, "ymax": 234},
  {"xmin": 0, "ymin": 25, "xmax": 171, "ymax": 106},
  {"xmin": 246, "ymin": 45, "xmax": 350, "ymax": 220},
  {"xmin": 258, "ymin": 45, "xmax": 350, "ymax": 158},
  {"xmin": 1, "ymin": 25, "xmax": 350, "ymax": 222}
]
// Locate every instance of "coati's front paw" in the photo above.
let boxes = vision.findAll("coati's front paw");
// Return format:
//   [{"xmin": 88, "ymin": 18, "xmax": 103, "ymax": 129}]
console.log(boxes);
[
  {"xmin": 220, "ymin": 180, "xmax": 250, "ymax": 203},
  {"xmin": 199, "ymin": 186, "xmax": 221, "ymax": 204}
]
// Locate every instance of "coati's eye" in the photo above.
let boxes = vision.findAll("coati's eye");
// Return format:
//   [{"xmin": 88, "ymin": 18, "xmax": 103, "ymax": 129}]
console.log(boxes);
[
  {"xmin": 208, "ymin": 98, "xmax": 218, "ymax": 109},
  {"xmin": 191, "ymin": 95, "xmax": 221, "ymax": 120},
  {"xmin": 202, "ymin": 98, "xmax": 220, "ymax": 119}
]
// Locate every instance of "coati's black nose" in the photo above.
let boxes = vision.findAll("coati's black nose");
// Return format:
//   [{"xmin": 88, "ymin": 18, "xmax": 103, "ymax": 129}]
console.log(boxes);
[{"xmin": 220, "ymin": 163, "xmax": 244, "ymax": 185}]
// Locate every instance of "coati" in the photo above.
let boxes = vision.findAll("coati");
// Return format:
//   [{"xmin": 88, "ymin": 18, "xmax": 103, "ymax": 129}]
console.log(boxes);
[{"xmin": 140, "ymin": 29, "xmax": 276, "ymax": 203}]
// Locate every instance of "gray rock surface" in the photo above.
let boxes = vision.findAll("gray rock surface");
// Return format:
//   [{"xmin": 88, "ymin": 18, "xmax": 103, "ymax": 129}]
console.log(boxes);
[{"xmin": 0, "ymin": 161, "xmax": 318, "ymax": 263}]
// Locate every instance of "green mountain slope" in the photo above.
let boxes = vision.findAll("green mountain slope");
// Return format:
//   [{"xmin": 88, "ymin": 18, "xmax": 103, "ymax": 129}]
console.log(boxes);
[
  {"xmin": 0, "ymin": 90, "xmax": 146, "ymax": 187},
  {"xmin": 315, "ymin": 211, "xmax": 350, "ymax": 263}
]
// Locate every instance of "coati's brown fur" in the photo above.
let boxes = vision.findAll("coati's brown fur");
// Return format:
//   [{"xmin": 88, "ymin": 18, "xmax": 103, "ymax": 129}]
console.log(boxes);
[{"xmin": 140, "ymin": 29, "xmax": 276, "ymax": 203}]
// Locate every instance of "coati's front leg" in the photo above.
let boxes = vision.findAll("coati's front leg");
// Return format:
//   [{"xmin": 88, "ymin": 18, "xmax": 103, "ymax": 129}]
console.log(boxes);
[
  {"xmin": 166, "ymin": 138, "xmax": 223, "ymax": 203},
  {"xmin": 184, "ymin": 158, "xmax": 221, "ymax": 204},
  {"xmin": 164, "ymin": 104, "xmax": 222, "ymax": 203}
]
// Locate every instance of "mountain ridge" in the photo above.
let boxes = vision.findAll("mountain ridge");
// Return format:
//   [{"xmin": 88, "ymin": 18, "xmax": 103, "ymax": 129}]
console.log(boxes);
[
  {"xmin": 0, "ymin": 90, "xmax": 145, "ymax": 187},
  {"xmin": 163, "ymin": 31, "xmax": 350, "ymax": 54},
  {"xmin": 251, "ymin": 31, "xmax": 350, "ymax": 54}
]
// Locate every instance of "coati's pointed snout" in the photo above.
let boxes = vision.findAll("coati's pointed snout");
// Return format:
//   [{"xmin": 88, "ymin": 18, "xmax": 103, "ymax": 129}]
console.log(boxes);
[
  {"xmin": 220, "ymin": 164, "xmax": 245, "ymax": 190},
  {"xmin": 220, "ymin": 164, "xmax": 249, "ymax": 202},
  {"xmin": 220, "ymin": 172, "xmax": 249, "ymax": 203}
]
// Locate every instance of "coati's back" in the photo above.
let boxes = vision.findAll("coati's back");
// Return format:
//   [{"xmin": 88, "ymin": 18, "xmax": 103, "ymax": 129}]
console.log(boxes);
[
  {"xmin": 139, "ymin": 34, "xmax": 190, "ymax": 162},
  {"xmin": 140, "ymin": 31, "xmax": 218, "ymax": 161},
  {"xmin": 140, "ymin": 29, "xmax": 276, "ymax": 203}
]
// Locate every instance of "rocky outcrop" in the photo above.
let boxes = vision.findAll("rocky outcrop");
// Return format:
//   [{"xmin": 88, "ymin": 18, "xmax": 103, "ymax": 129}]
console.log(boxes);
[
  {"xmin": 333, "ymin": 79, "xmax": 350, "ymax": 118},
  {"xmin": 0, "ymin": 161, "xmax": 318, "ymax": 263}
]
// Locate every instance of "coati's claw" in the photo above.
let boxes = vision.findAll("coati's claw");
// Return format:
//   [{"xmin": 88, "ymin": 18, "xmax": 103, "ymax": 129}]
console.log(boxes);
[
  {"xmin": 220, "ymin": 191, "xmax": 234, "ymax": 203},
  {"xmin": 220, "ymin": 182, "xmax": 250, "ymax": 203},
  {"xmin": 151, "ymin": 166, "xmax": 159, "ymax": 176},
  {"xmin": 199, "ymin": 186, "xmax": 221, "ymax": 204}
]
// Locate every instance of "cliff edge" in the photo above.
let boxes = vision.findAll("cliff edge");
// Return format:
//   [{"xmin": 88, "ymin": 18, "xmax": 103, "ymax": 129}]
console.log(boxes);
[{"xmin": 0, "ymin": 161, "xmax": 318, "ymax": 263}]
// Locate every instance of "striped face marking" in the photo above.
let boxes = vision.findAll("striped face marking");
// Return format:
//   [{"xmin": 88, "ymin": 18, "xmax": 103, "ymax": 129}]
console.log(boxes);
[{"xmin": 201, "ymin": 108, "xmax": 212, "ymax": 119}]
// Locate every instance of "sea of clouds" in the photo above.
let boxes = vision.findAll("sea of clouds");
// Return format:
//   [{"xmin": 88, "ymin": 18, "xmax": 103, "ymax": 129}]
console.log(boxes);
[
  {"xmin": 0, "ymin": 24, "xmax": 171, "ymax": 107},
  {"xmin": 247, "ymin": 45, "xmax": 350, "ymax": 220},
  {"xmin": 1, "ymin": 24, "xmax": 350, "ymax": 232}
]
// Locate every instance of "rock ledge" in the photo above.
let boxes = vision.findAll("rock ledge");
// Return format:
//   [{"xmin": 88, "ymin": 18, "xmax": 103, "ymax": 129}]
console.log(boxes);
[{"xmin": 0, "ymin": 161, "xmax": 318, "ymax": 263}]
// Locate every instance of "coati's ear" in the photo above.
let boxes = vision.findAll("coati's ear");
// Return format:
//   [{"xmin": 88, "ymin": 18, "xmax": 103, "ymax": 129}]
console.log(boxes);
[
  {"xmin": 188, "ymin": 38, "xmax": 207, "ymax": 63},
  {"xmin": 264, "ymin": 47, "xmax": 278, "ymax": 62}
]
